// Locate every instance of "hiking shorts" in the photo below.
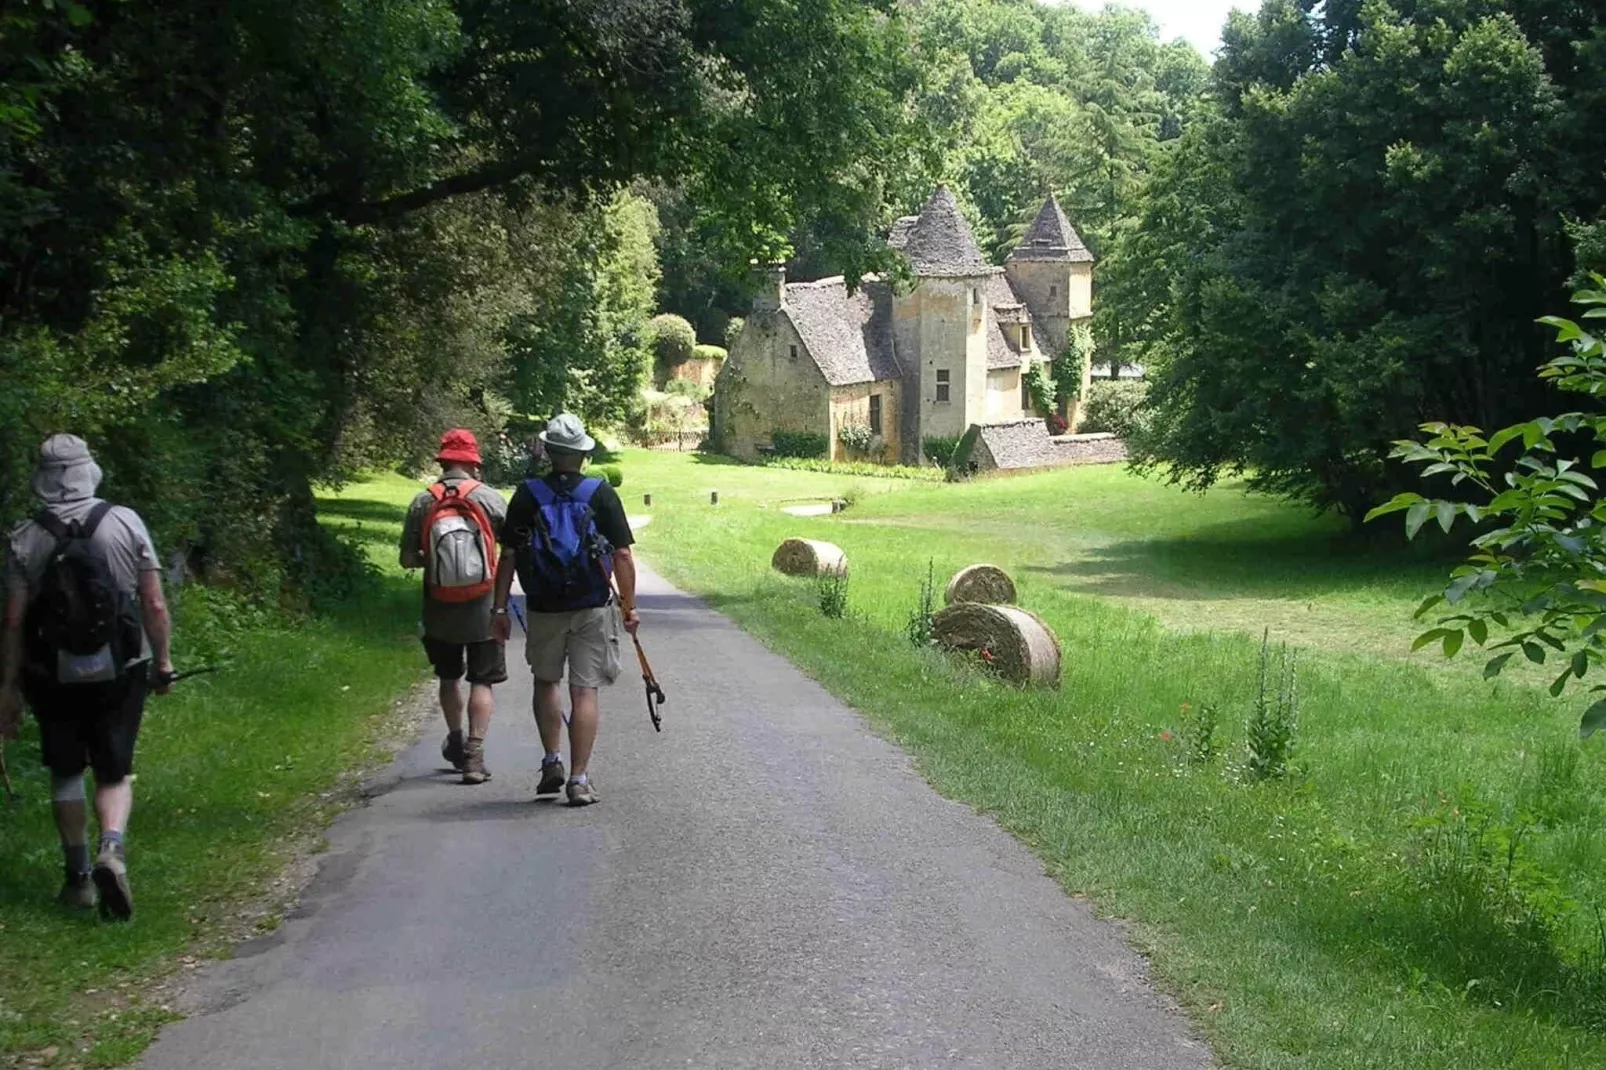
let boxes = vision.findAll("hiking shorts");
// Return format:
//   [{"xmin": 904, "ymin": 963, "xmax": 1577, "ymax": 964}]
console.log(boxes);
[
  {"xmin": 422, "ymin": 638, "xmax": 508, "ymax": 686},
  {"xmin": 25, "ymin": 663, "xmax": 149, "ymax": 784},
  {"xmin": 523, "ymin": 604, "xmax": 622, "ymax": 689}
]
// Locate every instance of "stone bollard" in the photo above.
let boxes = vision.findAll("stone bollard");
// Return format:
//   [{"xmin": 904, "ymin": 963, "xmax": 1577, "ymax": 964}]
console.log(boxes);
[
  {"xmin": 644, "ymin": 493, "xmax": 653, "ymax": 507},
  {"xmin": 711, "ymin": 490, "xmax": 720, "ymax": 506}
]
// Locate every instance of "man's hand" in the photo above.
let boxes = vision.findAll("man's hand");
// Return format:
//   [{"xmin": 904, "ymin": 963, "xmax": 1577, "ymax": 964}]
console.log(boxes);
[
  {"xmin": 0, "ymin": 687, "xmax": 22, "ymax": 740},
  {"xmin": 491, "ymin": 610, "xmax": 512, "ymax": 644},
  {"xmin": 152, "ymin": 662, "xmax": 175, "ymax": 696},
  {"xmin": 622, "ymin": 607, "xmax": 641, "ymax": 637}
]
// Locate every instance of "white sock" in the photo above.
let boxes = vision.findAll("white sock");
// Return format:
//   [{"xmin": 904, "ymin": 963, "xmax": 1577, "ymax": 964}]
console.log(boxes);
[
  {"xmin": 572, "ymin": 773, "xmax": 588, "ymax": 785},
  {"xmin": 543, "ymin": 752, "xmax": 562, "ymax": 766}
]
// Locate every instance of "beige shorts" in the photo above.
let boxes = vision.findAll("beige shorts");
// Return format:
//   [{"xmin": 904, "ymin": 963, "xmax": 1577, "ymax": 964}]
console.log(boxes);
[{"xmin": 523, "ymin": 604, "xmax": 622, "ymax": 688}]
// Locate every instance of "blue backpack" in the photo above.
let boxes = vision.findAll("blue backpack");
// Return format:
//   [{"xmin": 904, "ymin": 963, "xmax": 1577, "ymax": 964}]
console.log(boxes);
[{"xmin": 522, "ymin": 477, "xmax": 615, "ymax": 612}]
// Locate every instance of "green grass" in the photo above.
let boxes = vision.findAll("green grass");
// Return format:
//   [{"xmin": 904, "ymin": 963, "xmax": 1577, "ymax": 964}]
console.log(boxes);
[
  {"xmin": 624, "ymin": 450, "xmax": 1606, "ymax": 1069},
  {"xmin": 0, "ymin": 473, "xmax": 428, "ymax": 1066}
]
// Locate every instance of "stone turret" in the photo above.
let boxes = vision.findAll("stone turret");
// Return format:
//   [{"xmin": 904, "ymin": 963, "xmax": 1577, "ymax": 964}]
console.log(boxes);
[
  {"xmin": 1003, "ymin": 193, "xmax": 1094, "ymax": 356},
  {"xmin": 750, "ymin": 260, "xmax": 787, "ymax": 313}
]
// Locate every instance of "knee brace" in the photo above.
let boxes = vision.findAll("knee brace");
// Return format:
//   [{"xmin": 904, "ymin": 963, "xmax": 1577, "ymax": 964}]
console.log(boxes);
[{"xmin": 50, "ymin": 773, "xmax": 87, "ymax": 804}]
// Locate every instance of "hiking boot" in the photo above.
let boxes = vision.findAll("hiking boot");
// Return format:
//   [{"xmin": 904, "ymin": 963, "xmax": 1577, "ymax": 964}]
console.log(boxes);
[
  {"xmin": 57, "ymin": 873, "xmax": 96, "ymax": 911},
  {"xmin": 460, "ymin": 738, "xmax": 491, "ymax": 785},
  {"xmin": 565, "ymin": 777, "xmax": 599, "ymax": 807},
  {"xmin": 442, "ymin": 730, "xmax": 466, "ymax": 771},
  {"xmin": 92, "ymin": 846, "xmax": 133, "ymax": 921},
  {"xmin": 536, "ymin": 758, "xmax": 566, "ymax": 797}
]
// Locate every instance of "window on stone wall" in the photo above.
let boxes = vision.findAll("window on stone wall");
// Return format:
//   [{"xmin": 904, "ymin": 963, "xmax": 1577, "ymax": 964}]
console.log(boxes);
[
  {"xmin": 1050, "ymin": 284, "xmax": 1058, "ymax": 298},
  {"xmin": 935, "ymin": 369, "xmax": 951, "ymax": 403},
  {"xmin": 1021, "ymin": 374, "xmax": 1031, "ymax": 413},
  {"xmin": 789, "ymin": 344, "xmax": 798, "ymax": 360},
  {"xmin": 869, "ymin": 394, "xmax": 883, "ymax": 435}
]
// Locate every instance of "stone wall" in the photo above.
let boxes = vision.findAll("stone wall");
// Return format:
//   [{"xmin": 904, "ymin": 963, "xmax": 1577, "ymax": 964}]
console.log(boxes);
[
  {"xmin": 668, "ymin": 356, "xmax": 722, "ymax": 391},
  {"xmin": 714, "ymin": 314, "xmax": 831, "ymax": 461},
  {"xmin": 984, "ymin": 366, "xmax": 1027, "ymax": 422},
  {"xmin": 829, "ymin": 382, "xmax": 902, "ymax": 464}
]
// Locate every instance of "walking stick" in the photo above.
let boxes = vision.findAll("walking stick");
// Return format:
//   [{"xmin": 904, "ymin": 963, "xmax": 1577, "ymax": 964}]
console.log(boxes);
[{"xmin": 634, "ymin": 636, "xmax": 665, "ymax": 733}]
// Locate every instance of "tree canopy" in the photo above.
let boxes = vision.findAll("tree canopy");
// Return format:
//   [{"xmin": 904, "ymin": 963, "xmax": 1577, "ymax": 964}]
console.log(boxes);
[{"xmin": 0, "ymin": 0, "xmax": 927, "ymax": 591}]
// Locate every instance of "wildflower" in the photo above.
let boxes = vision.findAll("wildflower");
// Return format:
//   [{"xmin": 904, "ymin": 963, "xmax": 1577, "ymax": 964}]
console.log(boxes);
[
  {"xmin": 1181, "ymin": 702, "xmax": 1192, "ymax": 710},
  {"xmin": 1159, "ymin": 730, "xmax": 1175, "ymax": 742},
  {"xmin": 980, "ymin": 649, "xmax": 994, "ymax": 663}
]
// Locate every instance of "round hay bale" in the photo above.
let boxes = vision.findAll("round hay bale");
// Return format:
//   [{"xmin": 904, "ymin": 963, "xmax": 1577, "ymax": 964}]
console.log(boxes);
[
  {"xmin": 944, "ymin": 564, "xmax": 1017, "ymax": 606},
  {"xmin": 771, "ymin": 538, "xmax": 848, "ymax": 578},
  {"xmin": 933, "ymin": 603, "xmax": 1060, "ymax": 687}
]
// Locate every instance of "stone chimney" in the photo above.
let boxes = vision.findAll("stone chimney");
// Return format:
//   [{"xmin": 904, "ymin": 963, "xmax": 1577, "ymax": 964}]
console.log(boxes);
[{"xmin": 750, "ymin": 260, "xmax": 786, "ymax": 313}]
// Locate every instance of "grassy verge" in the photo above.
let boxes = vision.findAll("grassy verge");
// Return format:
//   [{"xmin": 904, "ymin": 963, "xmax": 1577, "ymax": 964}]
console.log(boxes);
[
  {"xmin": 626, "ymin": 449, "xmax": 1606, "ymax": 1069},
  {"xmin": 0, "ymin": 474, "xmax": 428, "ymax": 1067}
]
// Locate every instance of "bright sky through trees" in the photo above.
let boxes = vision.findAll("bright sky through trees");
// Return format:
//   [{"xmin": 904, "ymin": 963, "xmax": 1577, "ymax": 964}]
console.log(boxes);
[{"xmin": 1065, "ymin": 0, "xmax": 1239, "ymax": 56}]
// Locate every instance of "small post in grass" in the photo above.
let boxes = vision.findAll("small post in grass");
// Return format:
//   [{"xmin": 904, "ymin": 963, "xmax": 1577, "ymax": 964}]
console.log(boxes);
[
  {"xmin": 710, "ymin": 490, "xmax": 719, "ymax": 506},
  {"xmin": 644, "ymin": 493, "xmax": 653, "ymax": 507}
]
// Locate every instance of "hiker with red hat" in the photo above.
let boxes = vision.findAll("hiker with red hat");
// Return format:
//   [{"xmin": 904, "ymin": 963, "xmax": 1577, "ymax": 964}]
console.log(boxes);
[{"xmin": 399, "ymin": 429, "xmax": 509, "ymax": 784}]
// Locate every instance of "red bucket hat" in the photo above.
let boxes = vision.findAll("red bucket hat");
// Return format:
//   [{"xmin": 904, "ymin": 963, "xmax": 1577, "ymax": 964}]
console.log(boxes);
[{"xmin": 435, "ymin": 428, "xmax": 482, "ymax": 466}]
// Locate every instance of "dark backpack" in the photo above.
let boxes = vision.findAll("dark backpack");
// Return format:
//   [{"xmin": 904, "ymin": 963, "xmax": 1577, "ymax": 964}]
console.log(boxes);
[
  {"xmin": 25, "ymin": 503, "xmax": 142, "ymax": 685},
  {"xmin": 523, "ymin": 477, "xmax": 614, "ymax": 612}
]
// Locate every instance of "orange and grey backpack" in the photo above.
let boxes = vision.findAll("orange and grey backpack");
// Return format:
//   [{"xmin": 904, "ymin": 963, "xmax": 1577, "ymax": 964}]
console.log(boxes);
[{"xmin": 420, "ymin": 479, "xmax": 497, "ymax": 603}]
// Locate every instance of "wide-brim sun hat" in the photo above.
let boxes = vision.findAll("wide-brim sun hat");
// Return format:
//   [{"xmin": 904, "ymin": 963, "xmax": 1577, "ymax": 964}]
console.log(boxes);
[
  {"xmin": 436, "ymin": 428, "xmax": 483, "ymax": 466},
  {"xmin": 538, "ymin": 413, "xmax": 596, "ymax": 454}
]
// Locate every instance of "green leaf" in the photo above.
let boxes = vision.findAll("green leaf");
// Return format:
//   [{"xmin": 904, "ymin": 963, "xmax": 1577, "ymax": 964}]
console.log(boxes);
[
  {"xmin": 1435, "ymin": 500, "xmax": 1456, "ymax": 533},
  {"xmin": 1413, "ymin": 629, "xmax": 1451, "ymax": 652},
  {"xmin": 1573, "ymin": 649, "xmax": 1589, "ymax": 679},
  {"xmin": 1468, "ymin": 619, "xmax": 1488, "ymax": 646},
  {"xmin": 1524, "ymin": 641, "xmax": 1547, "ymax": 665},
  {"xmin": 1488, "ymin": 426, "xmax": 1526, "ymax": 454},
  {"xmin": 1442, "ymin": 630, "xmax": 1464, "ymax": 658},
  {"xmin": 1551, "ymin": 669, "xmax": 1572, "ymax": 697},
  {"xmin": 1413, "ymin": 594, "xmax": 1444, "ymax": 619},
  {"xmin": 1484, "ymin": 652, "xmax": 1514, "ymax": 679},
  {"xmin": 1405, "ymin": 501, "xmax": 1431, "ymax": 539},
  {"xmin": 1582, "ymin": 699, "xmax": 1606, "ymax": 738},
  {"xmin": 1541, "ymin": 316, "xmax": 1584, "ymax": 342}
]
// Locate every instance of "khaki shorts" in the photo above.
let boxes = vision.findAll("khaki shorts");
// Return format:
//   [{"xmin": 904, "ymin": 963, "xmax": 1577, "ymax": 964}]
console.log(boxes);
[{"xmin": 523, "ymin": 604, "xmax": 622, "ymax": 688}]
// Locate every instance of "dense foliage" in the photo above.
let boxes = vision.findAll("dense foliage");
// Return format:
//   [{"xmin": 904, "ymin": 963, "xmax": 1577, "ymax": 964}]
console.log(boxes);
[
  {"xmin": 1126, "ymin": 0, "xmax": 1606, "ymax": 519},
  {"xmin": 1371, "ymin": 280, "xmax": 1606, "ymax": 737},
  {"xmin": 1080, "ymin": 379, "xmax": 1148, "ymax": 438},
  {"xmin": 1, "ymin": 0, "xmax": 928, "ymax": 593},
  {"xmin": 769, "ymin": 431, "xmax": 830, "ymax": 460},
  {"xmin": 647, "ymin": 314, "xmax": 698, "ymax": 370},
  {"xmin": 654, "ymin": 0, "xmax": 1210, "ymax": 358}
]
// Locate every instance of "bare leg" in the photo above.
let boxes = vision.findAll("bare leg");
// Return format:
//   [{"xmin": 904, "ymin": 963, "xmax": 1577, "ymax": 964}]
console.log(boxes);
[
  {"xmin": 95, "ymin": 777, "xmax": 133, "ymax": 836},
  {"xmin": 466, "ymin": 683, "xmax": 494, "ymax": 740},
  {"xmin": 534, "ymin": 680, "xmax": 565, "ymax": 756},
  {"xmin": 53, "ymin": 797, "xmax": 89, "ymax": 854},
  {"xmin": 439, "ymin": 679, "xmax": 464, "ymax": 734},
  {"xmin": 568, "ymin": 685, "xmax": 599, "ymax": 777}
]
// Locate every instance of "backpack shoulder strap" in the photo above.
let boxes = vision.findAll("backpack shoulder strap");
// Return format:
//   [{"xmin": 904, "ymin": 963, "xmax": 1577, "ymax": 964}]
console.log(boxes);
[
  {"xmin": 427, "ymin": 481, "xmax": 448, "ymax": 503},
  {"xmin": 79, "ymin": 501, "xmax": 114, "ymax": 538},
  {"xmin": 571, "ymin": 477, "xmax": 605, "ymax": 505},
  {"xmin": 454, "ymin": 478, "xmax": 482, "ymax": 498},
  {"xmin": 34, "ymin": 510, "xmax": 69, "ymax": 542},
  {"xmin": 525, "ymin": 478, "xmax": 557, "ymax": 507}
]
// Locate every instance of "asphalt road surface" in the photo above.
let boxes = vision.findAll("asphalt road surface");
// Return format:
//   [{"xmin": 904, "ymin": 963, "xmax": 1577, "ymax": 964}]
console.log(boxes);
[{"xmin": 139, "ymin": 565, "xmax": 1213, "ymax": 1070}]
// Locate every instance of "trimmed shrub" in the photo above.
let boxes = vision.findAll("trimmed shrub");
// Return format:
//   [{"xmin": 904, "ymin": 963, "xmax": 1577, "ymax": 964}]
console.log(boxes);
[
  {"xmin": 693, "ymin": 343, "xmax": 727, "ymax": 364},
  {"xmin": 922, "ymin": 435, "xmax": 962, "ymax": 467},
  {"xmin": 595, "ymin": 464, "xmax": 624, "ymax": 488},
  {"xmin": 1080, "ymin": 379, "xmax": 1146, "ymax": 437},
  {"xmin": 724, "ymin": 316, "xmax": 746, "ymax": 349},
  {"xmin": 647, "ymin": 313, "xmax": 697, "ymax": 368},
  {"xmin": 770, "ymin": 430, "xmax": 828, "ymax": 458}
]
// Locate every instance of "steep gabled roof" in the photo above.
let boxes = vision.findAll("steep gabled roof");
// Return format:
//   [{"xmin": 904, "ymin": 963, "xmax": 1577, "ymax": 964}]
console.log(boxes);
[
  {"xmin": 1010, "ymin": 193, "xmax": 1094, "ymax": 263},
  {"xmin": 983, "ymin": 272, "xmax": 1051, "ymax": 369},
  {"xmin": 899, "ymin": 186, "xmax": 990, "ymax": 276},
  {"xmin": 783, "ymin": 277, "xmax": 901, "ymax": 387}
]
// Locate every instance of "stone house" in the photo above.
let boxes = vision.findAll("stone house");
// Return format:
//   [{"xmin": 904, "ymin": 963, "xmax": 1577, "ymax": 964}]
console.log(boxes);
[{"xmin": 713, "ymin": 186, "xmax": 1095, "ymax": 465}]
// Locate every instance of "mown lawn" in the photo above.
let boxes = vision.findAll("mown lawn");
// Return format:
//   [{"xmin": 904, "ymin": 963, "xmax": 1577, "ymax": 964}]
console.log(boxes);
[
  {"xmin": 621, "ymin": 449, "xmax": 1606, "ymax": 1069},
  {"xmin": 0, "ymin": 474, "xmax": 428, "ymax": 1067}
]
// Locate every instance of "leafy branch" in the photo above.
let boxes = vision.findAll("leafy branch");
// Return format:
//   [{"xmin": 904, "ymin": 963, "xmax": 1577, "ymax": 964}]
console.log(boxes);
[{"xmin": 1367, "ymin": 275, "xmax": 1606, "ymax": 737}]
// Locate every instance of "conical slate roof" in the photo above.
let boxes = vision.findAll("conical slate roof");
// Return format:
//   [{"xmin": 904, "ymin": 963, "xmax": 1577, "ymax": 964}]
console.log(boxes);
[
  {"xmin": 897, "ymin": 186, "xmax": 990, "ymax": 276},
  {"xmin": 1010, "ymin": 193, "xmax": 1094, "ymax": 263}
]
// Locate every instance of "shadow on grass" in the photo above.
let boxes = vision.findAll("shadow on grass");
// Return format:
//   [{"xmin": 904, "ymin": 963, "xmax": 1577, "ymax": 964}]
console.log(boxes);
[
  {"xmin": 1022, "ymin": 517, "xmax": 1458, "ymax": 603},
  {"xmin": 318, "ymin": 498, "xmax": 411, "ymax": 527}
]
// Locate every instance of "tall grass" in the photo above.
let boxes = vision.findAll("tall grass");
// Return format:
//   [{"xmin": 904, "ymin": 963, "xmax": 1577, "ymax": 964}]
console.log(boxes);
[{"xmin": 625, "ymin": 450, "xmax": 1606, "ymax": 1069}]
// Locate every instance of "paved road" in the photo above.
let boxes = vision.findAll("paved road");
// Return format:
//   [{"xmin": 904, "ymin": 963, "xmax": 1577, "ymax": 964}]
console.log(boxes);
[{"xmin": 139, "ymin": 565, "xmax": 1213, "ymax": 1070}]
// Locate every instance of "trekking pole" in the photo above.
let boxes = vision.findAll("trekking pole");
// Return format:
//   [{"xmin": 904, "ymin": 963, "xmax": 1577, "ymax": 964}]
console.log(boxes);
[{"xmin": 634, "ymin": 636, "xmax": 665, "ymax": 733}]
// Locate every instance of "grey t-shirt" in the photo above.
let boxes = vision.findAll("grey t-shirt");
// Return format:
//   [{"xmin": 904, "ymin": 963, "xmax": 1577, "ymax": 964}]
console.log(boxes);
[
  {"xmin": 400, "ymin": 471, "xmax": 508, "ymax": 645},
  {"xmin": 5, "ymin": 498, "xmax": 163, "ymax": 661}
]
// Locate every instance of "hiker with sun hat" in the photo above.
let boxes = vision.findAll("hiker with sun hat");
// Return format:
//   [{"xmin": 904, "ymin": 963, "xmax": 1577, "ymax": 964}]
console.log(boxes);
[
  {"xmin": 400, "ymin": 428, "xmax": 509, "ymax": 785},
  {"xmin": 492, "ymin": 413, "xmax": 637, "ymax": 807}
]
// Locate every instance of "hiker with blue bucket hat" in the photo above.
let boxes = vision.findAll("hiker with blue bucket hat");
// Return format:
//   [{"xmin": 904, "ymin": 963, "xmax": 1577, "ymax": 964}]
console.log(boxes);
[{"xmin": 492, "ymin": 414, "xmax": 637, "ymax": 806}]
